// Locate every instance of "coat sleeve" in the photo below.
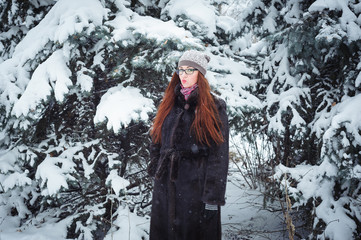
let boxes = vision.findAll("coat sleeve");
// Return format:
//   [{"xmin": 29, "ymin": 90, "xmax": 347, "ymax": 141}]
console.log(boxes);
[
  {"xmin": 201, "ymin": 99, "xmax": 229, "ymax": 206},
  {"xmin": 147, "ymin": 141, "xmax": 161, "ymax": 177}
]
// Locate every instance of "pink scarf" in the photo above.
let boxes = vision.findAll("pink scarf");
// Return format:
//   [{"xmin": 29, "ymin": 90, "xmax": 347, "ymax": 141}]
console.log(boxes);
[{"xmin": 180, "ymin": 84, "xmax": 198, "ymax": 100}]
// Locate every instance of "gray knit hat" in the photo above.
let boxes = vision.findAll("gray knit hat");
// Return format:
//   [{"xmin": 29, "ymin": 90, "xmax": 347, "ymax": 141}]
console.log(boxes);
[{"xmin": 178, "ymin": 50, "xmax": 211, "ymax": 76}]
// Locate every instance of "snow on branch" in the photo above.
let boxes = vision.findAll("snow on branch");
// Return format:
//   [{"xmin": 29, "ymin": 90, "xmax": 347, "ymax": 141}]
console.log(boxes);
[
  {"xmin": 162, "ymin": 0, "xmax": 216, "ymax": 38},
  {"xmin": 3, "ymin": 171, "xmax": 32, "ymax": 191},
  {"xmin": 107, "ymin": 8, "xmax": 200, "ymax": 46},
  {"xmin": 106, "ymin": 170, "xmax": 130, "ymax": 195},
  {"xmin": 35, "ymin": 156, "xmax": 76, "ymax": 196},
  {"xmin": 322, "ymin": 94, "xmax": 361, "ymax": 145},
  {"xmin": 309, "ymin": 0, "xmax": 361, "ymax": 42},
  {"xmin": 275, "ymin": 159, "xmax": 357, "ymax": 240},
  {"xmin": 94, "ymin": 85, "xmax": 154, "ymax": 132},
  {"xmin": 0, "ymin": 149, "xmax": 17, "ymax": 174},
  {"xmin": 12, "ymin": 50, "xmax": 72, "ymax": 118},
  {"xmin": 0, "ymin": 0, "xmax": 108, "ymax": 119},
  {"xmin": 13, "ymin": 0, "xmax": 108, "ymax": 61},
  {"xmin": 207, "ymin": 51, "xmax": 262, "ymax": 111}
]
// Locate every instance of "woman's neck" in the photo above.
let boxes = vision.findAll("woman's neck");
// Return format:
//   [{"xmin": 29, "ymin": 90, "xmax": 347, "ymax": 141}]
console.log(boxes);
[{"xmin": 180, "ymin": 84, "xmax": 198, "ymax": 100}]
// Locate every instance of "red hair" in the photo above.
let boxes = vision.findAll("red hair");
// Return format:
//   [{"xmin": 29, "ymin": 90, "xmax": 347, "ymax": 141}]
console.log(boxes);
[{"xmin": 150, "ymin": 72, "xmax": 224, "ymax": 146}]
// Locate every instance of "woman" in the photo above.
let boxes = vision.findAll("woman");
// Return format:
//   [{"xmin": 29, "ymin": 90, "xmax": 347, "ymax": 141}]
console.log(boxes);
[{"xmin": 147, "ymin": 50, "xmax": 229, "ymax": 240}]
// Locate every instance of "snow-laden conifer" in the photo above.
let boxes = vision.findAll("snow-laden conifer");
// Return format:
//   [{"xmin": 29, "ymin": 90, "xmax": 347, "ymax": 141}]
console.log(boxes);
[
  {"xmin": 237, "ymin": 0, "xmax": 361, "ymax": 238},
  {"xmin": 0, "ymin": 0, "xmax": 256, "ymax": 238}
]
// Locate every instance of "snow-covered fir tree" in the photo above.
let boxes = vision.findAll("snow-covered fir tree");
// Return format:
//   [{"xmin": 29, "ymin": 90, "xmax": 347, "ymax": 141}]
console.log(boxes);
[
  {"xmin": 0, "ymin": 0, "xmax": 55, "ymax": 62},
  {"xmin": 0, "ymin": 0, "xmax": 257, "ymax": 239},
  {"xmin": 2, "ymin": 0, "xmax": 360, "ymax": 239},
  {"xmin": 236, "ymin": 0, "xmax": 361, "ymax": 239}
]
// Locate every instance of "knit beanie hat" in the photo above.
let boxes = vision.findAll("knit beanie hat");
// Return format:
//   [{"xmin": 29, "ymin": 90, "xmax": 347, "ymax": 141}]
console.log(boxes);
[{"xmin": 178, "ymin": 50, "xmax": 210, "ymax": 76}]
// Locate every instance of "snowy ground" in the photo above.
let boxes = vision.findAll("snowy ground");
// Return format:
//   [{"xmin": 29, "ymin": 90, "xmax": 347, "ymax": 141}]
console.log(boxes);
[
  {"xmin": 0, "ymin": 166, "xmax": 290, "ymax": 240},
  {"xmin": 222, "ymin": 168, "xmax": 289, "ymax": 240}
]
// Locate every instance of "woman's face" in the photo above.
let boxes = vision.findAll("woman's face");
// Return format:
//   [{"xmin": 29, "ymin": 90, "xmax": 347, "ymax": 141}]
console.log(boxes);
[{"xmin": 178, "ymin": 66, "xmax": 199, "ymax": 88}]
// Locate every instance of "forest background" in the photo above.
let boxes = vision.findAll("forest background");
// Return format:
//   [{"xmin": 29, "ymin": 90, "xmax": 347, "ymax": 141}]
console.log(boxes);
[{"xmin": 0, "ymin": 0, "xmax": 360, "ymax": 239}]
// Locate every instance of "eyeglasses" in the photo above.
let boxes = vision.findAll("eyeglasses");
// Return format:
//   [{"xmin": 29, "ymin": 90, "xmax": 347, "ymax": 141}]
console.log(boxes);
[{"xmin": 176, "ymin": 68, "xmax": 198, "ymax": 75}]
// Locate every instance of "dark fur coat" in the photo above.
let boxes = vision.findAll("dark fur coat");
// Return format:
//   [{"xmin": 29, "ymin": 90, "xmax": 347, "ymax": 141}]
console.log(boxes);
[{"xmin": 148, "ymin": 84, "xmax": 229, "ymax": 240}]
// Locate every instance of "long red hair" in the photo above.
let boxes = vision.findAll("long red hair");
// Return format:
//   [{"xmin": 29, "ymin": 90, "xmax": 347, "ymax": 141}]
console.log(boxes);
[{"xmin": 150, "ymin": 72, "xmax": 224, "ymax": 146}]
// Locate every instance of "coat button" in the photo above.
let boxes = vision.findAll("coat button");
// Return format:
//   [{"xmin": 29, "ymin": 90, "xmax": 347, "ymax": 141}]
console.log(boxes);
[
  {"xmin": 184, "ymin": 103, "xmax": 190, "ymax": 110},
  {"xmin": 191, "ymin": 144, "xmax": 199, "ymax": 154}
]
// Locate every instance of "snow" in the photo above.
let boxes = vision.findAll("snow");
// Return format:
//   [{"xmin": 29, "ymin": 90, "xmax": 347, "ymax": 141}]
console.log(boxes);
[
  {"xmin": 229, "ymin": 34, "xmax": 252, "ymax": 52},
  {"xmin": 206, "ymin": 49, "xmax": 262, "ymax": 112},
  {"xmin": 76, "ymin": 66, "xmax": 93, "ymax": 92},
  {"xmin": 94, "ymin": 85, "xmax": 154, "ymax": 131},
  {"xmin": 264, "ymin": 44, "xmax": 310, "ymax": 135},
  {"xmin": 275, "ymin": 157, "xmax": 359, "ymax": 240},
  {"xmin": 1, "ymin": 0, "xmax": 360, "ymax": 239},
  {"xmin": 346, "ymin": 21, "xmax": 361, "ymax": 42},
  {"xmin": 356, "ymin": 62, "xmax": 361, "ymax": 87},
  {"xmin": 108, "ymin": 8, "xmax": 199, "ymax": 46},
  {"xmin": 0, "ymin": 149, "xmax": 17, "ymax": 173},
  {"xmin": 13, "ymin": 0, "xmax": 107, "ymax": 62},
  {"xmin": 275, "ymin": 160, "xmax": 338, "ymax": 202},
  {"xmin": 316, "ymin": 196, "xmax": 356, "ymax": 240},
  {"xmin": 223, "ymin": 169, "xmax": 287, "ymax": 239},
  {"xmin": 162, "ymin": 0, "xmax": 217, "ymax": 38},
  {"xmin": 0, "ymin": 169, "xmax": 288, "ymax": 240},
  {"xmin": 263, "ymin": 6, "xmax": 277, "ymax": 33},
  {"xmin": 35, "ymin": 156, "xmax": 76, "ymax": 196},
  {"xmin": 3, "ymin": 170, "xmax": 32, "ymax": 191},
  {"xmin": 0, "ymin": 0, "xmax": 107, "ymax": 119},
  {"xmin": 0, "ymin": 60, "xmax": 26, "ymax": 114},
  {"xmin": 0, "ymin": 210, "xmax": 72, "ymax": 240},
  {"xmin": 309, "ymin": 0, "xmax": 344, "ymax": 11},
  {"xmin": 216, "ymin": 16, "xmax": 238, "ymax": 34},
  {"xmin": 239, "ymin": 39, "xmax": 268, "ymax": 56},
  {"xmin": 316, "ymin": 21, "xmax": 346, "ymax": 42},
  {"xmin": 284, "ymin": 0, "xmax": 302, "ymax": 24},
  {"xmin": 106, "ymin": 170, "xmax": 130, "ymax": 195},
  {"xmin": 104, "ymin": 207, "xmax": 149, "ymax": 240},
  {"xmin": 314, "ymin": 94, "xmax": 361, "ymax": 146},
  {"xmin": 309, "ymin": 0, "xmax": 361, "ymax": 42},
  {"xmin": 12, "ymin": 50, "xmax": 72, "ymax": 118}
]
